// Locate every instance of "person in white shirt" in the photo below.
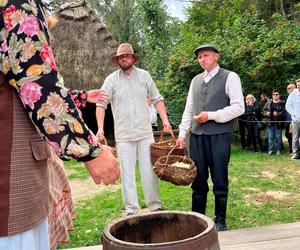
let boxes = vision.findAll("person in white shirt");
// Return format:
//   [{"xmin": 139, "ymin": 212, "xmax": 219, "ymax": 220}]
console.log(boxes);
[
  {"xmin": 284, "ymin": 83, "xmax": 296, "ymax": 154},
  {"xmin": 176, "ymin": 44, "xmax": 244, "ymax": 231},
  {"xmin": 286, "ymin": 79, "xmax": 300, "ymax": 160},
  {"xmin": 96, "ymin": 43, "xmax": 171, "ymax": 216},
  {"xmin": 148, "ymin": 100, "xmax": 158, "ymax": 131}
]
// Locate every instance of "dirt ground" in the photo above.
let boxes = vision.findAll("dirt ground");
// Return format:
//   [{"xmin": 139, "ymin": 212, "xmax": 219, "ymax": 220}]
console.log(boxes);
[
  {"xmin": 244, "ymin": 190, "xmax": 296, "ymax": 205},
  {"xmin": 68, "ymin": 178, "xmax": 121, "ymax": 202},
  {"xmin": 68, "ymin": 178, "xmax": 154, "ymax": 217},
  {"xmin": 243, "ymin": 165, "xmax": 300, "ymax": 205}
]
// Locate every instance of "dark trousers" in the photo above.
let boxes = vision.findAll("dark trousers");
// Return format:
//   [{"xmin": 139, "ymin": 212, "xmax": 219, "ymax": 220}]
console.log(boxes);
[
  {"xmin": 285, "ymin": 123, "xmax": 293, "ymax": 153},
  {"xmin": 238, "ymin": 120, "xmax": 247, "ymax": 149},
  {"xmin": 190, "ymin": 133, "xmax": 231, "ymax": 197},
  {"xmin": 246, "ymin": 123, "xmax": 263, "ymax": 152}
]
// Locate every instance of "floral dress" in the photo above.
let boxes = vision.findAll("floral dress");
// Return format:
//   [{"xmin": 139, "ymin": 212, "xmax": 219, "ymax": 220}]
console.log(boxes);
[{"xmin": 0, "ymin": 0, "xmax": 101, "ymax": 161}]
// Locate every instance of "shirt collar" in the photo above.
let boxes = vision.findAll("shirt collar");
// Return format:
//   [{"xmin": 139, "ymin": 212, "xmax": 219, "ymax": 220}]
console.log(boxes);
[
  {"xmin": 204, "ymin": 65, "xmax": 219, "ymax": 78},
  {"xmin": 119, "ymin": 65, "xmax": 136, "ymax": 77}
]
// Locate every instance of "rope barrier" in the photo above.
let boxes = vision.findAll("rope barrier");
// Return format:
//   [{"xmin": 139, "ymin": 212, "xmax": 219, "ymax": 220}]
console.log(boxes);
[{"xmin": 237, "ymin": 118, "xmax": 291, "ymax": 124}]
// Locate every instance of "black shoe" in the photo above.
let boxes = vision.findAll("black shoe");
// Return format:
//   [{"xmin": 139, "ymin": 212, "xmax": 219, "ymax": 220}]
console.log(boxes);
[
  {"xmin": 214, "ymin": 195, "xmax": 228, "ymax": 232},
  {"xmin": 291, "ymin": 153, "xmax": 300, "ymax": 160},
  {"xmin": 192, "ymin": 191, "xmax": 207, "ymax": 214},
  {"xmin": 215, "ymin": 221, "xmax": 227, "ymax": 231}
]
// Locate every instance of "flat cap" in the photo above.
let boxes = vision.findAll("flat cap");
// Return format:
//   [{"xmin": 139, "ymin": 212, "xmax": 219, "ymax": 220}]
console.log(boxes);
[{"xmin": 194, "ymin": 44, "xmax": 219, "ymax": 56}]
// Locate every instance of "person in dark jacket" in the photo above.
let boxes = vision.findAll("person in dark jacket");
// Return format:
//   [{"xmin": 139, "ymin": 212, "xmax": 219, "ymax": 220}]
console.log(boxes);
[
  {"xmin": 244, "ymin": 94, "xmax": 263, "ymax": 152},
  {"xmin": 259, "ymin": 92, "xmax": 270, "ymax": 151},
  {"xmin": 262, "ymin": 89, "xmax": 286, "ymax": 155}
]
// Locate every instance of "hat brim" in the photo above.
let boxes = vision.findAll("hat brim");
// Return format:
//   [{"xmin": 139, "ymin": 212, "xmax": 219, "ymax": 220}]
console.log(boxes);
[
  {"xmin": 111, "ymin": 54, "xmax": 139, "ymax": 64},
  {"xmin": 194, "ymin": 45, "xmax": 219, "ymax": 56}
]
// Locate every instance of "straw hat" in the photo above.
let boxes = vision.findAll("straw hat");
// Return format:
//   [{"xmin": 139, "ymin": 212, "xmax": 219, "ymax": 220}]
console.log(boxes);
[{"xmin": 111, "ymin": 43, "xmax": 139, "ymax": 64}]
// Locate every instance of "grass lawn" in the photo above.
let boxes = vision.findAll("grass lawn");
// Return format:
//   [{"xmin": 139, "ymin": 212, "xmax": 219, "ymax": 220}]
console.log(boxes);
[{"xmin": 59, "ymin": 145, "xmax": 300, "ymax": 249}]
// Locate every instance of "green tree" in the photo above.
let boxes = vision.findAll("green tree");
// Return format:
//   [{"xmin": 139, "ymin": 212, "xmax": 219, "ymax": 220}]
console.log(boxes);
[
  {"xmin": 86, "ymin": 0, "xmax": 179, "ymax": 81},
  {"xmin": 45, "ymin": 0, "xmax": 69, "ymax": 11},
  {"xmin": 92, "ymin": 0, "xmax": 139, "ymax": 44},
  {"xmin": 253, "ymin": 0, "xmax": 299, "ymax": 19},
  {"xmin": 161, "ymin": 0, "xmax": 300, "ymax": 126},
  {"xmin": 136, "ymin": 0, "xmax": 178, "ymax": 80}
]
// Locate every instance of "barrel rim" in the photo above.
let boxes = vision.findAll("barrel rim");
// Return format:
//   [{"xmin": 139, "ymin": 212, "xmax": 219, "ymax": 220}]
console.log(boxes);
[{"xmin": 102, "ymin": 210, "xmax": 217, "ymax": 247}]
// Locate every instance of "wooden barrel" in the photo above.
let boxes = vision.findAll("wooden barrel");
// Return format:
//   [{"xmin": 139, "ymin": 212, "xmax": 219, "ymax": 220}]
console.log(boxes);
[{"xmin": 102, "ymin": 211, "xmax": 220, "ymax": 250}]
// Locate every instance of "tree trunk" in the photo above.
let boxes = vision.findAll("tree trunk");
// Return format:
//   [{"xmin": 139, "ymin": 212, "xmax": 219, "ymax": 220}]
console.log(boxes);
[{"xmin": 279, "ymin": 0, "xmax": 286, "ymax": 17}]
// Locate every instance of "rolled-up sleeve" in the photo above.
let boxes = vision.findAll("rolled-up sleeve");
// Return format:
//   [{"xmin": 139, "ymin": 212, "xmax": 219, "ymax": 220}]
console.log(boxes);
[
  {"xmin": 146, "ymin": 72, "xmax": 163, "ymax": 104},
  {"xmin": 98, "ymin": 77, "xmax": 113, "ymax": 109}
]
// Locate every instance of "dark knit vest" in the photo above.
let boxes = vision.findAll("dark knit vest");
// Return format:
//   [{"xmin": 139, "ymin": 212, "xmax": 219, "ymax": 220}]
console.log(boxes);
[
  {"xmin": 191, "ymin": 68, "xmax": 235, "ymax": 135},
  {"xmin": 0, "ymin": 73, "xmax": 50, "ymax": 236}
]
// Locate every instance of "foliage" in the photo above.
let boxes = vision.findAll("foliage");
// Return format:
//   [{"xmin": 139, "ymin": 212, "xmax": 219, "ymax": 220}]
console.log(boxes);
[
  {"xmin": 84, "ymin": 0, "xmax": 179, "ymax": 81},
  {"xmin": 89, "ymin": 0, "xmax": 140, "ymax": 44},
  {"xmin": 45, "ymin": 0, "xmax": 300, "ymax": 125},
  {"xmin": 136, "ymin": 0, "xmax": 179, "ymax": 80},
  {"xmin": 45, "ymin": 0, "xmax": 181, "ymax": 83},
  {"xmin": 251, "ymin": 0, "xmax": 300, "ymax": 20},
  {"xmin": 59, "ymin": 146, "xmax": 300, "ymax": 248},
  {"xmin": 162, "ymin": 0, "xmax": 300, "ymax": 126},
  {"xmin": 45, "ymin": 0, "xmax": 68, "ymax": 11},
  {"xmin": 219, "ymin": 14, "xmax": 300, "ymax": 98}
]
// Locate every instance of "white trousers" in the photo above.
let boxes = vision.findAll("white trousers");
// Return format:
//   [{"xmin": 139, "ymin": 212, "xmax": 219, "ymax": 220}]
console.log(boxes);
[
  {"xmin": 117, "ymin": 137, "xmax": 161, "ymax": 213},
  {"xmin": 292, "ymin": 120, "xmax": 300, "ymax": 153},
  {"xmin": 0, "ymin": 219, "xmax": 50, "ymax": 250}
]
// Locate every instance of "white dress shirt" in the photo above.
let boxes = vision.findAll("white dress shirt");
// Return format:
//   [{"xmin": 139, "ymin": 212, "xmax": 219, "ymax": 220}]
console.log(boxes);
[
  {"xmin": 179, "ymin": 66, "xmax": 245, "ymax": 138},
  {"xmin": 286, "ymin": 89, "xmax": 300, "ymax": 121}
]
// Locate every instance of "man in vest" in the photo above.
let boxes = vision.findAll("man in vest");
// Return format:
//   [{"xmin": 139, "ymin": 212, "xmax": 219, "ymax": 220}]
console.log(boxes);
[
  {"xmin": 177, "ymin": 44, "xmax": 244, "ymax": 231},
  {"xmin": 0, "ymin": 1, "xmax": 120, "ymax": 249}
]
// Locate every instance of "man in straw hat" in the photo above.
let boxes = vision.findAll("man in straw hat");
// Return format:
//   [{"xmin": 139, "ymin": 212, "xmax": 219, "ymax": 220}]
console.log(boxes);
[
  {"xmin": 176, "ymin": 44, "xmax": 244, "ymax": 231},
  {"xmin": 96, "ymin": 43, "xmax": 172, "ymax": 216}
]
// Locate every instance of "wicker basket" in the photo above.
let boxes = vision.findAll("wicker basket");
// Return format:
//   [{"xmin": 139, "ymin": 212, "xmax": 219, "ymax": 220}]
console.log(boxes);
[
  {"xmin": 154, "ymin": 146, "xmax": 197, "ymax": 186},
  {"xmin": 150, "ymin": 130, "xmax": 185, "ymax": 165}
]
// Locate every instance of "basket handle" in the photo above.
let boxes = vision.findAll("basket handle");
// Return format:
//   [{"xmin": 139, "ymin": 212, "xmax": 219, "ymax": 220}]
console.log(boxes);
[
  {"xmin": 165, "ymin": 144, "xmax": 187, "ymax": 164},
  {"xmin": 159, "ymin": 130, "xmax": 175, "ymax": 142},
  {"xmin": 98, "ymin": 136, "xmax": 108, "ymax": 145}
]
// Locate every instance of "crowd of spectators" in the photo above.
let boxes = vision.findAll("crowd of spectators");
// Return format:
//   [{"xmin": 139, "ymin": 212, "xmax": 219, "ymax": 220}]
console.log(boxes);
[{"xmin": 238, "ymin": 80, "xmax": 300, "ymax": 160}]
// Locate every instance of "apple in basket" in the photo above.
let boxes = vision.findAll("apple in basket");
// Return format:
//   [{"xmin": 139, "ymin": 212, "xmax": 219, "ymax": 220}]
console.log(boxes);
[
  {"xmin": 171, "ymin": 161, "xmax": 190, "ymax": 169},
  {"xmin": 157, "ymin": 141, "xmax": 174, "ymax": 147}
]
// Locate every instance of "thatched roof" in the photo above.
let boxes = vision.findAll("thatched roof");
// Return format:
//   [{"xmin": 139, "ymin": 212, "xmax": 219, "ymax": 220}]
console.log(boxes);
[{"xmin": 51, "ymin": 1, "xmax": 118, "ymax": 90}]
